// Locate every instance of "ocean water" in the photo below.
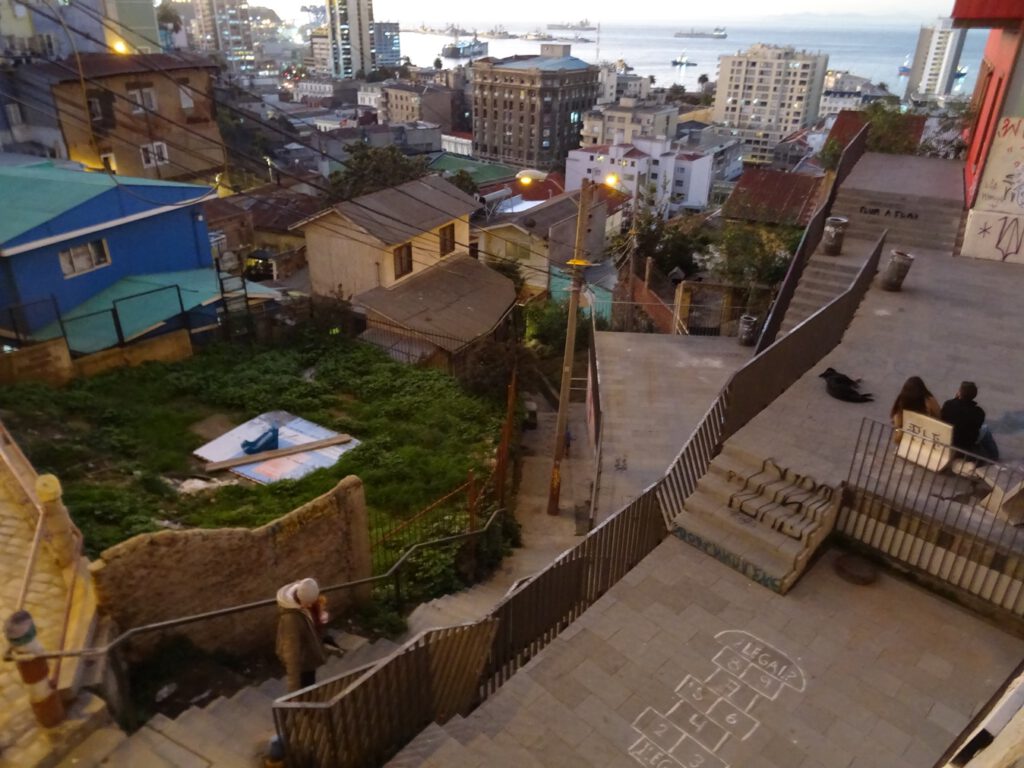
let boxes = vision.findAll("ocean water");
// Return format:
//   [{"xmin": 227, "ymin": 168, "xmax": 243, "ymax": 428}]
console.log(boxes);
[{"xmin": 398, "ymin": 22, "xmax": 987, "ymax": 99}]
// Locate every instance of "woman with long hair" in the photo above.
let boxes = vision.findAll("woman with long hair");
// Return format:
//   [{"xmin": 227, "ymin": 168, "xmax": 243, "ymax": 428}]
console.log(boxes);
[{"xmin": 890, "ymin": 375, "xmax": 941, "ymax": 441}]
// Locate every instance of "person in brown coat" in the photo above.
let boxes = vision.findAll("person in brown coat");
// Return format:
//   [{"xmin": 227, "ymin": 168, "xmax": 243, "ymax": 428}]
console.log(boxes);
[
  {"xmin": 276, "ymin": 578, "xmax": 327, "ymax": 692},
  {"xmin": 890, "ymin": 376, "xmax": 941, "ymax": 443}
]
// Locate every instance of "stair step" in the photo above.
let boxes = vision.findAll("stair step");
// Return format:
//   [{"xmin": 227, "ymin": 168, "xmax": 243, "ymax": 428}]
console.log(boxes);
[
  {"xmin": 386, "ymin": 722, "xmax": 464, "ymax": 767},
  {"xmin": 697, "ymin": 473, "xmax": 824, "ymax": 542},
  {"xmin": 683, "ymin": 487, "xmax": 805, "ymax": 564},
  {"xmin": 54, "ymin": 726, "xmax": 127, "ymax": 768},
  {"xmin": 719, "ymin": 441, "xmax": 770, "ymax": 470},
  {"xmin": 672, "ymin": 507, "xmax": 793, "ymax": 589},
  {"xmin": 174, "ymin": 707, "xmax": 265, "ymax": 763},
  {"xmin": 97, "ymin": 731, "xmax": 177, "ymax": 768},
  {"xmin": 803, "ymin": 258, "xmax": 861, "ymax": 276},
  {"xmin": 147, "ymin": 713, "xmax": 252, "ymax": 768},
  {"xmin": 216, "ymin": 688, "xmax": 276, "ymax": 739},
  {"xmin": 256, "ymin": 676, "xmax": 287, "ymax": 700},
  {"xmin": 792, "ymin": 283, "xmax": 841, "ymax": 304}
]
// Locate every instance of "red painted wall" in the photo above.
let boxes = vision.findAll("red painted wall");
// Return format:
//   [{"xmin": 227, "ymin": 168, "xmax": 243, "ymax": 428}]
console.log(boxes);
[
  {"xmin": 963, "ymin": 28, "xmax": 1023, "ymax": 206},
  {"xmin": 952, "ymin": 0, "xmax": 1024, "ymax": 26}
]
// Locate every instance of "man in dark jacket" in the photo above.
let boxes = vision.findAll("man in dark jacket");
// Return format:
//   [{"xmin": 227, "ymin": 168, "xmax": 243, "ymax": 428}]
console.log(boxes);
[
  {"xmin": 276, "ymin": 578, "xmax": 327, "ymax": 692},
  {"xmin": 941, "ymin": 381, "xmax": 1000, "ymax": 461}
]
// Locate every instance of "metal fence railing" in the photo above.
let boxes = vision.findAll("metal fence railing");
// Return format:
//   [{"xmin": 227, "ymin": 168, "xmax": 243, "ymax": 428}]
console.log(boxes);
[
  {"xmin": 269, "ymin": 230, "xmax": 890, "ymax": 768},
  {"xmin": 658, "ymin": 230, "xmax": 887, "ymax": 527},
  {"xmin": 755, "ymin": 124, "xmax": 870, "ymax": 353},
  {"xmin": 272, "ymin": 489, "xmax": 665, "ymax": 768},
  {"xmin": 840, "ymin": 417, "xmax": 1024, "ymax": 616}
]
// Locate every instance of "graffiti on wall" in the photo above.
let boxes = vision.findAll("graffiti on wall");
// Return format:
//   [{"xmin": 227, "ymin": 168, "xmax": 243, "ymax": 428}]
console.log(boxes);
[
  {"xmin": 964, "ymin": 117, "xmax": 1024, "ymax": 262},
  {"xmin": 962, "ymin": 209, "xmax": 1024, "ymax": 263}
]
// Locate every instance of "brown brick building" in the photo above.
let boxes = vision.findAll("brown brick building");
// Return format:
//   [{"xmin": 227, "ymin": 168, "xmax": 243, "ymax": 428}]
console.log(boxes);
[
  {"xmin": 470, "ymin": 44, "xmax": 599, "ymax": 170},
  {"xmin": 8, "ymin": 53, "xmax": 225, "ymax": 181}
]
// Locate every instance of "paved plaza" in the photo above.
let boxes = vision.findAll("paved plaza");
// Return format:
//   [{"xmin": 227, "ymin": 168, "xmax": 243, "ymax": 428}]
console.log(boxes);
[{"xmin": 399, "ymin": 539, "xmax": 1023, "ymax": 768}]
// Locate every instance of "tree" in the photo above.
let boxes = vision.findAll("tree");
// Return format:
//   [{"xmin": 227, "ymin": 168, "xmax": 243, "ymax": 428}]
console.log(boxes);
[
  {"xmin": 697, "ymin": 222, "xmax": 795, "ymax": 314},
  {"xmin": 156, "ymin": 0, "xmax": 182, "ymax": 32},
  {"xmin": 862, "ymin": 101, "xmax": 920, "ymax": 155},
  {"xmin": 610, "ymin": 199, "xmax": 704, "ymax": 278},
  {"xmin": 697, "ymin": 73, "xmax": 709, "ymax": 87},
  {"xmin": 818, "ymin": 137, "xmax": 842, "ymax": 171},
  {"xmin": 448, "ymin": 169, "xmax": 478, "ymax": 197},
  {"xmin": 487, "ymin": 258, "xmax": 525, "ymax": 295},
  {"xmin": 325, "ymin": 144, "xmax": 429, "ymax": 203},
  {"xmin": 433, "ymin": 57, "xmax": 443, "ymax": 70}
]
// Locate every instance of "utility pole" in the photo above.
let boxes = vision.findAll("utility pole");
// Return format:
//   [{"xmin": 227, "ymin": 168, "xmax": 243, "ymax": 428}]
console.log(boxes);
[
  {"xmin": 625, "ymin": 177, "xmax": 641, "ymax": 332},
  {"xmin": 547, "ymin": 178, "xmax": 592, "ymax": 516}
]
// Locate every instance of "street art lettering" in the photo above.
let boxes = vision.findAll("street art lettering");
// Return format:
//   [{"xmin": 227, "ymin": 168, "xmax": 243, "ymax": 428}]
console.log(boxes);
[{"xmin": 628, "ymin": 631, "xmax": 806, "ymax": 768}]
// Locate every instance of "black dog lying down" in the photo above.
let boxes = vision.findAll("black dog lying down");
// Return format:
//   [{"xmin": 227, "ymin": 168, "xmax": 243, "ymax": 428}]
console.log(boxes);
[{"xmin": 819, "ymin": 367, "xmax": 874, "ymax": 402}]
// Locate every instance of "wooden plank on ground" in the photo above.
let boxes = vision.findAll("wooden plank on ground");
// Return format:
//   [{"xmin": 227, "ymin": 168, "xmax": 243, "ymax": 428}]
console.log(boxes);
[{"xmin": 205, "ymin": 435, "xmax": 352, "ymax": 472}]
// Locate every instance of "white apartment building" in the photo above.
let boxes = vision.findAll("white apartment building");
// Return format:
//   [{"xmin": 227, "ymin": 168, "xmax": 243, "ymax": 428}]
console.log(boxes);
[
  {"xmin": 712, "ymin": 43, "xmax": 828, "ymax": 164},
  {"xmin": 818, "ymin": 72, "xmax": 890, "ymax": 116},
  {"xmin": 906, "ymin": 17, "xmax": 966, "ymax": 104},
  {"xmin": 357, "ymin": 81, "xmax": 386, "ymax": 109},
  {"xmin": 326, "ymin": 0, "xmax": 374, "ymax": 78},
  {"xmin": 580, "ymin": 98, "xmax": 678, "ymax": 147},
  {"xmin": 565, "ymin": 134, "xmax": 742, "ymax": 216}
]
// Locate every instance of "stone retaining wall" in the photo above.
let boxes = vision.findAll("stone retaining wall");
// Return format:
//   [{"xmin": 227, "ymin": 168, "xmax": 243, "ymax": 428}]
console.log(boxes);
[{"xmin": 89, "ymin": 475, "xmax": 372, "ymax": 658}]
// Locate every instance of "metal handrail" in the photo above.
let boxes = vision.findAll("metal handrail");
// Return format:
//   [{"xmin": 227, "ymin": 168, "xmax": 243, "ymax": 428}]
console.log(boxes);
[
  {"xmin": 4, "ymin": 506, "xmax": 508, "ymax": 663},
  {"xmin": 0, "ymin": 418, "xmax": 86, "ymax": 685}
]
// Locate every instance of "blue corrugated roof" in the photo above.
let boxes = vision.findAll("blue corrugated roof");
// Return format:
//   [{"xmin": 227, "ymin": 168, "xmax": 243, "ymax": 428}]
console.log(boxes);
[
  {"xmin": 495, "ymin": 56, "xmax": 592, "ymax": 71},
  {"xmin": 0, "ymin": 163, "xmax": 209, "ymax": 246}
]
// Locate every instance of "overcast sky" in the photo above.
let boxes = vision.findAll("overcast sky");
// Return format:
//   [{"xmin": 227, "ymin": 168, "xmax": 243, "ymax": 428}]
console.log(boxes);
[{"xmin": 267, "ymin": 0, "xmax": 958, "ymax": 25}]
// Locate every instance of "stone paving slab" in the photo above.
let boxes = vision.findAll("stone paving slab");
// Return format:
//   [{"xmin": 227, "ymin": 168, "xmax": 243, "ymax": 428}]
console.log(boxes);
[
  {"xmin": 732, "ymin": 239, "xmax": 1024, "ymax": 486},
  {"xmin": 841, "ymin": 153, "xmax": 964, "ymax": 203},
  {"xmin": 593, "ymin": 333, "xmax": 750, "ymax": 523},
  {"xmin": 426, "ymin": 538, "xmax": 1023, "ymax": 768}
]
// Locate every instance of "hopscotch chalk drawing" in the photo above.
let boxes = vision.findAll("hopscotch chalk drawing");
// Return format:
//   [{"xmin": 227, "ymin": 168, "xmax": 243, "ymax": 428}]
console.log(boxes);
[{"xmin": 627, "ymin": 630, "xmax": 806, "ymax": 768}]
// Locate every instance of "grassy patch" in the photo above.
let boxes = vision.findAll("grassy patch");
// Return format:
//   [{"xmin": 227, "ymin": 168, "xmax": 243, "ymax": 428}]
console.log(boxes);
[{"xmin": 0, "ymin": 334, "xmax": 501, "ymax": 557}]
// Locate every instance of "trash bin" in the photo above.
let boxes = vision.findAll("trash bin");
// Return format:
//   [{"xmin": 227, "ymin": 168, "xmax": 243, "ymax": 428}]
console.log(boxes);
[
  {"xmin": 523, "ymin": 400, "xmax": 538, "ymax": 430},
  {"xmin": 823, "ymin": 216, "xmax": 849, "ymax": 256},
  {"xmin": 880, "ymin": 250, "xmax": 914, "ymax": 291},
  {"xmin": 738, "ymin": 314, "xmax": 758, "ymax": 346}
]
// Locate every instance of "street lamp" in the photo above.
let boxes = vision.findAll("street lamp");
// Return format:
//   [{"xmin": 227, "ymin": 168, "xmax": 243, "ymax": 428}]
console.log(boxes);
[{"xmin": 516, "ymin": 168, "xmax": 565, "ymax": 196}]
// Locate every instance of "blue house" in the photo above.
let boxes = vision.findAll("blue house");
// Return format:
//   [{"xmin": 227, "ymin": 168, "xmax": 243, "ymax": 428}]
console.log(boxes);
[{"xmin": 0, "ymin": 162, "xmax": 220, "ymax": 349}]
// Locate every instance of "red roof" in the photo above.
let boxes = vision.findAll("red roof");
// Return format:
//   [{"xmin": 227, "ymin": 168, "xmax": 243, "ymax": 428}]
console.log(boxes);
[
  {"xmin": 623, "ymin": 148, "xmax": 649, "ymax": 159},
  {"xmin": 723, "ymin": 168, "xmax": 823, "ymax": 227},
  {"xmin": 826, "ymin": 111, "xmax": 869, "ymax": 151}
]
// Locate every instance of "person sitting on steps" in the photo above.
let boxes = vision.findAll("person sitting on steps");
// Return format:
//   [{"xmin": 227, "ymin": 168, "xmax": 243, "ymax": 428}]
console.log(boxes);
[{"xmin": 941, "ymin": 381, "xmax": 1000, "ymax": 462}]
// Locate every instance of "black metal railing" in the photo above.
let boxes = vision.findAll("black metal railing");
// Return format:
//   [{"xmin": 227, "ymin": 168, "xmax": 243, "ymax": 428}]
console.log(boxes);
[{"xmin": 840, "ymin": 417, "xmax": 1024, "ymax": 616}]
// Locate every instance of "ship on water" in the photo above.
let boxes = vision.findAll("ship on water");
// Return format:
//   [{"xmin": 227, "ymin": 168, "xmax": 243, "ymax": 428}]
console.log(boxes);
[
  {"xmin": 441, "ymin": 35, "xmax": 488, "ymax": 59},
  {"xmin": 675, "ymin": 27, "xmax": 727, "ymax": 39},
  {"xmin": 672, "ymin": 53, "xmax": 698, "ymax": 66},
  {"xmin": 548, "ymin": 19, "xmax": 597, "ymax": 31}
]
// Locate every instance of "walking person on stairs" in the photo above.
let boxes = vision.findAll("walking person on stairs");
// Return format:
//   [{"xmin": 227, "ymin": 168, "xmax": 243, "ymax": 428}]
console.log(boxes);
[{"xmin": 276, "ymin": 577, "xmax": 327, "ymax": 692}]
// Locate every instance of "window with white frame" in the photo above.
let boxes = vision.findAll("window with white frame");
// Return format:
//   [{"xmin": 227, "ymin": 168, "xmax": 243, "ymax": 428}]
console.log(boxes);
[
  {"xmin": 178, "ymin": 82, "xmax": 194, "ymax": 109},
  {"xmin": 140, "ymin": 141, "xmax": 168, "ymax": 168},
  {"xmin": 58, "ymin": 240, "xmax": 109, "ymax": 277},
  {"xmin": 87, "ymin": 97, "xmax": 103, "ymax": 123},
  {"xmin": 127, "ymin": 87, "xmax": 156, "ymax": 113}
]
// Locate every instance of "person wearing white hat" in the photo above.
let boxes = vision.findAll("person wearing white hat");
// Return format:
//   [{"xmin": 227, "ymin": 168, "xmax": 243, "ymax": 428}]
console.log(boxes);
[{"xmin": 275, "ymin": 577, "xmax": 327, "ymax": 692}]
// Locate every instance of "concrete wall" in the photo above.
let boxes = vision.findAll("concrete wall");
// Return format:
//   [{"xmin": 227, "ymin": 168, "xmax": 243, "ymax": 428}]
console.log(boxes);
[
  {"xmin": 0, "ymin": 330, "xmax": 193, "ymax": 386},
  {"xmin": 90, "ymin": 475, "xmax": 373, "ymax": 658}
]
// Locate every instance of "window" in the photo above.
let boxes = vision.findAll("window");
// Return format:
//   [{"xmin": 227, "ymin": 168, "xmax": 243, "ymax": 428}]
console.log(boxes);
[
  {"xmin": 5, "ymin": 103, "xmax": 23, "ymax": 126},
  {"xmin": 59, "ymin": 240, "xmax": 109, "ymax": 277},
  {"xmin": 438, "ymin": 224, "xmax": 455, "ymax": 256},
  {"xmin": 393, "ymin": 243, "xmax": 412, "ymax": 278},
  {"xmin": 140, "ymin": 142, "xmax": 168, "ymax": 168},
  {"xmin": 127, "ymin": 87, "xmax": 156, "ymax": 113},
  {"xmin": 87, "ymin": 97, "xmax": 103, "ymax": 122},
  {"xmin": 178, "ymin": 80, "xmax": 194, "ymax": 109},
  {"xmin": 99, "ymin": 152, "xmax": 117, "ymax": 173}
]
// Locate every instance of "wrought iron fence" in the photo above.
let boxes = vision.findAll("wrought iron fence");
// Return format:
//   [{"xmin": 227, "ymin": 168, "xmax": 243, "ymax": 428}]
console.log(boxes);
[
  {"xmin": 273, "ymin": 489, "xmax": 665, "ymax": 768},
  {"xmin": 840, "ymin": 417, "xmax": 1024, "ymax": 616}
]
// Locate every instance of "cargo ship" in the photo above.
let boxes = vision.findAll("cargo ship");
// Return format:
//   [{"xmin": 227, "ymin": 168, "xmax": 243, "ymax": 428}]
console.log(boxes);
[
  {"xmin": 548, "ymin": 19, "xmax": 597, "ymax": 31},
  {"xmin": 441, "ymin": 35, "xmax": 488, "ymax": 58},
  {"xmin": 675, "ymin": 27, "xmax": 727, "ymax": 39}
]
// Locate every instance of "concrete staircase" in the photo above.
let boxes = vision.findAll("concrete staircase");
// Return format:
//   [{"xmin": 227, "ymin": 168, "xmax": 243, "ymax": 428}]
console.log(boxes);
[
  {"xmin": 54, "ymin": 633, "xmax": 398, "ymax": 768},
  {"xmin": 830, "ymin": 186, "xmax": 965, "ymax": 255},
  {"xmin": 669, "ymin": 443, "xmax": 837, "ymax": 594},
  {"xmin": 779, "ymin": 252, "xmax": 861, "ymax": 334}
]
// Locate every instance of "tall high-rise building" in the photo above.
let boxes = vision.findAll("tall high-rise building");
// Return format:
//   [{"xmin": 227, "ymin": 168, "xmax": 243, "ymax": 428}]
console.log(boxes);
[
  {"xmin": 712, "ymin": 43, "xmax": 828, "ymax": 165},
  {"xmin": 373, "ymin": 21, "xmax": 401, "ymax": 69},
  {"xmin": 0, "ymin": 0, "xmax": 106, "ymax": 59},
  {"xmin": 906, "ymin": 17, "xmax": 966, "ymax": 104},
  {"xmin": 326, "ymin": 0, "xmax": 374, "ymax": 79},
  {"xmin": 195, "ymin": 0, "xmax": 254, "ymax": 72},
  {"xmin": 470, "ymin": 44, "xmax": 599, "ymax": 170}
]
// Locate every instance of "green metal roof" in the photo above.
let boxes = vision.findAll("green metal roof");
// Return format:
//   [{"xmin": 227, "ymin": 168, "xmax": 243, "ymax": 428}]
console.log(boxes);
[
  {"xmin": 0, "ymin": 163, "xmax": 207, "ymax": 246},
  {"xmin": 35, "ymin": 269, "xmax": 279, "ymax": 354},
  {"xmin": 428, "ymin": 154, "xmax": 517, "ymax": 186}
]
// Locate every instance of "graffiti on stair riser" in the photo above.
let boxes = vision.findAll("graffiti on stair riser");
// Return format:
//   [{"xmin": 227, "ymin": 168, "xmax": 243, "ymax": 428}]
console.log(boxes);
[
  {"xmin": 962, "ymin": 209, "xmax": 1024, "ymax": 264},
  {"xmin": 859, "ymin": 206, "xmax": 919, "ymax": 220},
  {"xmin": 672, "ymin": 529, "xmax": 783, "ymax": 592}
]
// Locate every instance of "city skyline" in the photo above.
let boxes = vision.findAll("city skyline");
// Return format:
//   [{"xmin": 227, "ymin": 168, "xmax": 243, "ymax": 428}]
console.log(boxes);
[{"xmin": 258, "ymin": 0, "xmax": 961, "ymax": 26}]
